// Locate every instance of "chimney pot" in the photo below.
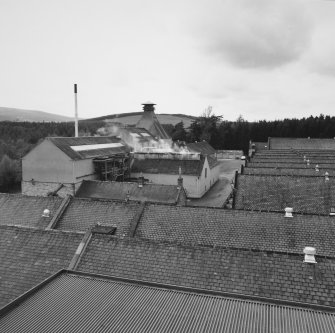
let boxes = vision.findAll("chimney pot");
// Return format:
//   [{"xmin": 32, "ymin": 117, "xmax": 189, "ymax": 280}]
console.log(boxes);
[
  {"xmin": 284, "ymin": 207, "xmax": 293, "ymax": 218},
  {"xmin": 303, "ymin": 247, "xmax": 317, "ymax": 264}
]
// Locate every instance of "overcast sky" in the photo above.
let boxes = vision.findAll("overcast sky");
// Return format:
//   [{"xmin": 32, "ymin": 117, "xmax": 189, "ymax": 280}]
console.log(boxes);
[{"xmin": 1, "ymin": 0, "xmax": 335, "ymax": 121}]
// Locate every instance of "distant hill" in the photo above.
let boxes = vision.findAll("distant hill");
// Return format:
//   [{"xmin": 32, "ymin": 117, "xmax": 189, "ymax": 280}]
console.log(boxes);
[
  {"xmin": 0, "ymin": 107, "xmax": 74, "ymax": 122},
  {"xmin": 87, "ymin": 112, "xmax": 196, "ymax": 127}
]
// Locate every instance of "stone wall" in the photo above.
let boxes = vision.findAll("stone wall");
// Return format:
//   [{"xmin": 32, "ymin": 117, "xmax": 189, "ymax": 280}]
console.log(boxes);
[{"xmin": 22, "ymin": 181, "xmax": 82, "ymax": 197}]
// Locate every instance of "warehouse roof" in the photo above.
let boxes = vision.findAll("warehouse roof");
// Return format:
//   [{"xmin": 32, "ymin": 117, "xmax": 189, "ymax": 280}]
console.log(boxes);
[
  {"xmin": 55, "ymin": 197, "xmax": 142, "ymax": 233},
  {"xmin": 0, "ymin": 193, "xmax": 63, "ymax": 228},
  {"xmin": 0, "ymin": 225, "xmax": 82, "ymax": 307},
  {"xmin": 269, "ymin": 138, "xmax": 335, "ymax": 150},
  {"xmin": 131, "ymin": 157, "xmax": 205, "ymax": 176},
  {"xmin": 1, "ymin": 270, "xmax": 334, "ymax": 332},
  {"xmin": 135, "ymin": 204, "xmax": 335, "ymax": 256},
  {"xmin": 47, "ymin": 136, "xmax": 130, "ymax": 160},
  {"xmin": 235, "ymin": 174, "xmax": 335, "ymax": 215},
  {"xmin": 76, "ymin": 235, "xmax": 335, "ymax": 307}
]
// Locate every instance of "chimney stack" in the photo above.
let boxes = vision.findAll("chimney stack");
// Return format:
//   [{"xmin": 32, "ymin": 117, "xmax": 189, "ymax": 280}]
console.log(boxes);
[
  {"xmin": 74, "ymin": 84, "xmax": 78, "ymax": 137},
  {"xmin": 138, "ymin": 172, "xmax": 144, "ymax": 188},
  {"xmin": 177, "ymin": 166, "xmax": 183, "ymax": 188}
]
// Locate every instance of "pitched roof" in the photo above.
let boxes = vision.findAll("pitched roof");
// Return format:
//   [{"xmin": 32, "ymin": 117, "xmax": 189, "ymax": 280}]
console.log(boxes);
[
  {"xmin": 0, "ymin": 225, "xmax": 82, "ymax": 307},
  {"xmin": 76, "ymin": 235, "xmax": 335, "ymax": 307},
  {"xmin": 0, "ymin": 193, "xmax": 63, "ymax": 228},
  {"xmin": 47, "ymin": 136, "xmax": 130, "ymax": 160},
  {"xmin": 55, "ymin": 197, "xmax": 142, "ymax": 234},
  {"xmin": 136, "ymin": 108, "xmax": 170, "ymax": 140},
  {"xmin": 186, "ymin": 141, "xmax": 216, "ymax": 156},
  {"xmin": 135, "ymin": 204, "xmax": 335, "ymax": 256},
  {"xmin": 75, "ymin": 180, "xmax": 182, "ymax": 204},
  {"xmin": 243, "ymin": 167, "xmax": 335, "ymax": 177},
  {"xmin": 131, "ymin": 158, "xmax": 205, "ymax": 176},
  {"xmin": 1, "ymin": 271, "xmax": 334, "ymax": 333},
  {"xmin": 269, "ymin": 138, "xmax": 335, "ymax": 150},
  {"xmin": 235, "ymin": 174, "xmax": 335, "ymax": 215}
]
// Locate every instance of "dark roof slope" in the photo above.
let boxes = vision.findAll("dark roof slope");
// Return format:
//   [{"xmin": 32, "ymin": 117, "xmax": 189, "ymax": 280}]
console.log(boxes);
[
  {"xmin": 77, "ymin": 236, "xmax": 335, "ymax": 306},
  {"xmin": 131, "ymin": 158, "xmax": 205, "ymax": 176},
  {"xmin": 47, "ymin": 136, "xmax": 130, "ymax": 160},
  {"xmin": 0, "ymin": 225, "xmax": 82, "ymax": 307},
  {"xmin": 76, "ymin": 180, "xmax": 182, "ymax": 204},
  {"xmin": 0, "ymin": 193, "xmax": 63, "ymax": 228},
  {"xmin": 136, "ymin": 204, "xmax": 335, "ymax": 256},
  {"xmin": 1, "ymin": 271, "xmax": 334, "ymax": 333},
  {"xmin": 56, "ymin": 197, "xmax": 141, "ymax": 234},
  {"xmin": 269, "ymin": 138, "xmax": 335, "ymax": 150},
  {"xmin": 235, "ymin": 174, "xmax": 335, "ymax": 215},
  {"xmin": 187, "ymin": 141, "xmax": 216, "ymax": 156}
]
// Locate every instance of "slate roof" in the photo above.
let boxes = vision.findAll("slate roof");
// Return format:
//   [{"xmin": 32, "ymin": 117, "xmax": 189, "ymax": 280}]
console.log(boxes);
[
  {"xmin": 1, "ymin": 271, "xmax": 334, "ymax": 333},
  {"xmin": 135, "ymin": 204, "xmax": 335, "ymax": 256},
  {"xmin": 0, "ymin": 193, "xmax": 63, "ymax": 228},
  {"xmin": 0, "ymin": 225, "xmax": 82, "ymax": 307},
  {"xmin": 75, "ymin": 180, "xmax": 183, "ymax": 204},
  {"xmin": 235, "ymin": 174, "xmax": 335, "ymax": 215},
  {"xmin": 76, "ymin": 235, "xmax": 335, "ymax": 307},
  {"xmin": 243, "ymin": 167, "xmax": 335, "ymax": 177},
  {"xmin": 55, "ymin": 197, "xmax": 141, "ymax": 234},
  {"xmin": 131, "ymin": 158, "xmax": 205, "ymax": 176},
  {"xmin": 269, "ymin": 138, "xmax": 335, "ymax": 150},
  {"xmin": 47, "ymin": 136, "xmax": 130, "ymax": 160},
  {"xmin": 187, "ymin": 141, "xmax": 216, "ymax": 156}
]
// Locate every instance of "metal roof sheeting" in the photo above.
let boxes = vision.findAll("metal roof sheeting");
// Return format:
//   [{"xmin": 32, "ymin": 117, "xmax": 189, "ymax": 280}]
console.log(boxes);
[{"xmin": 1, "ymin": 272, "xmax": 335, "ymax": 332}]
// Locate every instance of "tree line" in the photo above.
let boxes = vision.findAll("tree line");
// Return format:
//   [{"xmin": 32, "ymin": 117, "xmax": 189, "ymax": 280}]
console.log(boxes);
[{"xmin": 1, "ymin": 114, "xmax": 335, "ymax": 192}]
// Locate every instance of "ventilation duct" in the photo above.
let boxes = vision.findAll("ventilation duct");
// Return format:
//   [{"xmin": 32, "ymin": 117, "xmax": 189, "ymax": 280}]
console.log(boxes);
[{"xmin": 303, "ymin": 247, "xmax": 317, "ymax": 264}]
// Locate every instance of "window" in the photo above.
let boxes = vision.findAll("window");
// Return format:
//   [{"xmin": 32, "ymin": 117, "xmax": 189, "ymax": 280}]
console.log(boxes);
[{"xmin": 205, "ymin": 168, "xmax": 207, "ymax": 178}]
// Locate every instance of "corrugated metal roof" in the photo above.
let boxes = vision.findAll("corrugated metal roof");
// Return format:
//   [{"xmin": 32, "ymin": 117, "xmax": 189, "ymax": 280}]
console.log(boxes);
[
  {"xmin": 47, "ymin": 136, "xmax": 130, "ymax": 160},
  {"xmin": 1, "ymin": 271, "xmax": 334, "ymax": 332}
]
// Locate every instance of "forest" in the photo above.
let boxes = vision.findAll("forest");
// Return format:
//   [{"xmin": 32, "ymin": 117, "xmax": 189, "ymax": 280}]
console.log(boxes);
[{"xmin": 0, "ymin": 114, "xmax": 334, "ymax": 192}]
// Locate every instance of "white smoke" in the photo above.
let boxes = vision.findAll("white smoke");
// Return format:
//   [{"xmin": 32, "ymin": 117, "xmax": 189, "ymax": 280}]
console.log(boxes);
[{"xmin": 96, "ymin": 123, "xmax": 191, "ymax": 154}]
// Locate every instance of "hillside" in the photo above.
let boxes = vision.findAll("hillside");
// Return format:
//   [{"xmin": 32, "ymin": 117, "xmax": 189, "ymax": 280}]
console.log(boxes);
[
  {"xmin": 87, "ymin": 112, "xmax": 196, "ymax": 127},
  {"xmin": 0, "ymin": 107, "xmax": 74, "ymax": 122}
]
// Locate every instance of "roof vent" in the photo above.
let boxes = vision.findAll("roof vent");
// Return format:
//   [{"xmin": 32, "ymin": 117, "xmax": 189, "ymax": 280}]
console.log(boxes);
[
  {"xmin": 306, "ymin": 159, "xmax": 310, "ymax": 166},
  {"xmin": 315, "ymin": 164, "xmax": 319, "ymax": 172},
  {"xmin": 284, "ymin": 207, "xmax": 293, "ymax": 218},
  {"xmin": 330, "ymin": 208, "xmax": 335, "ymax": 216},
  {"xmin": 325, "ymin": 172, "xmax": 330, "ymax": 181},
  {"xmin": 303, "ymin": 247, "xmax": 317, "ymax": 264},
  {"xmin": 303, "ymin": 155, "xmax": 306, "ymax": 162},
  {"xmin": 42, "ymin": 209, "xmax": 50, "ymax": 218}
]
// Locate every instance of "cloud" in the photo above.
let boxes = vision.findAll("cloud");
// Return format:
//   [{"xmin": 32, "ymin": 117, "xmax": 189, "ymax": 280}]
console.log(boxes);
[{"xmin": 193, "ymin": 0, "xmax": 313, "ymax": 69}]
